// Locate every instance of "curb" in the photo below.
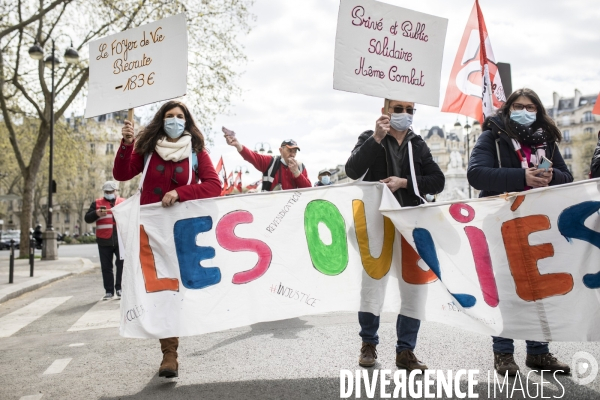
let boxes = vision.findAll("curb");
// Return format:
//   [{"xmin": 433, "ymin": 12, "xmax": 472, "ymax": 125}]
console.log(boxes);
[{"xmin": 0, "ymin": 258, "xmax": 97, "ymax": 304}]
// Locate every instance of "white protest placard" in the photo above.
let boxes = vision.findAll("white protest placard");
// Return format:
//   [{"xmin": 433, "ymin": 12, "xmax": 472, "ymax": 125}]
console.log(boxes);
[
  {"xmin": 333, "ymin": 0, "xmax": 448, "ymax": 106},
  {"xmin": 84, "ymin": 13, "xmax": 187, "ymax": 118}
]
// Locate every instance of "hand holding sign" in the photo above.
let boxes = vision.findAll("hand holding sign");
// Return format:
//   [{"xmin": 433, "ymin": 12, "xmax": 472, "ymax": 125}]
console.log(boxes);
[
  {"xmin": 223, "ymin": 126, "xmax": 243, "ymax": 152},
  {"xmin": 373, "ymin": 115, "xmax": 390, "ymax": 143},
  {"xmin": 122, "ymin": 120, "xmax": 135, "ymax": 144}
]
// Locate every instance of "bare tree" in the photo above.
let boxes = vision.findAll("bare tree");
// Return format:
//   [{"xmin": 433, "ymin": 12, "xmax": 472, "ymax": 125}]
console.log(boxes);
[{"xmin": 0, "ymin": 0, "xmax": 254, "ymax": 256}]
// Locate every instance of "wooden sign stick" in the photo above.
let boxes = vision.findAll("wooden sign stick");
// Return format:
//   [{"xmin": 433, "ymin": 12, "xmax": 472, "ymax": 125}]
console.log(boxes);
[{"xmin": 127, "ymin": 108, "xmax": 134, "ymax": 123}]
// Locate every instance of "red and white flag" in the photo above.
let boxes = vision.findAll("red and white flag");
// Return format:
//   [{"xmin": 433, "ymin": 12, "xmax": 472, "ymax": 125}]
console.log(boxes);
[
  {"xmin": 441, "ymin": 0, "xmax": 506, "ymax": 123},
  {"xmin": 215, "ymin": 157, "xmax": 228, "ymax": 195},
  {"xmin": 246, "ymin": 180, "xmax": 260, "ymax": 190},
  {"xmin": 593, "ymin": 93, "xmax": 600, "ymax": 116},
  {"xmin": 233, "ymin": 171, "xmax": 243, "ymax": 193},
  {"xmin": 223, "ymin": 172, "xmax": 235, "ymax": 195}
]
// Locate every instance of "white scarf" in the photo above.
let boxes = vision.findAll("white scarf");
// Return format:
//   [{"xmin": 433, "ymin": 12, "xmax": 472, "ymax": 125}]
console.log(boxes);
[
  {"xmin": 155, "ymin": 133, "xmax": 192, "ymax": 162},
  {"xmin": 510, "ymin": 139, "xmax": 546, "ymax": 169}
]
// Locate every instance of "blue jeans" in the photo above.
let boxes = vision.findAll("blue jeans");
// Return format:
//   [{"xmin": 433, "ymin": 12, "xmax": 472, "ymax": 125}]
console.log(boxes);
[
  {"xmin": 492, "ymin": 336, "xmax": 549, "ymax": 355},
  {"xmin": 358, "ymin": 312, "xmax": 420, "ymax": 353}
]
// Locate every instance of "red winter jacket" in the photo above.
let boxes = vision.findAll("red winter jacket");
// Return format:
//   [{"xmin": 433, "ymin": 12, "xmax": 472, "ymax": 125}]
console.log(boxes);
[
  {"xmin": 113, "ymin": 140, "xmax": 221, "ymax": 206},
  {"xmin": 239, "ymin": 146, "xmax": 312, "ymax": 190}
]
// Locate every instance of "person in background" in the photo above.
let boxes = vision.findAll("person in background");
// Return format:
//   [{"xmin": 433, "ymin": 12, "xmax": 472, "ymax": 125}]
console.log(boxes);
[
  {"xmin": 467, "ymin": 88, "xmax": 572, "ymax": 376},
  {"xmin": 314, "ymin": 169, "xmax": 333, "ymax": 187},
  {"xmin": 84, "ymin": 181, "xmax": 125, "ymax": 301},
  {"xmin": 113, "ymin": 100, "xmax": 221, "ymax": 379},
  {"xmin": 345, "ymin": 98, "xmax": 445, "ymax": 372},
  {"xmin": 590, "ymin": 130, "xmax": 600, "ymax": 178},
  {"xmin": 223, "ymin": 128, "xmax": 311, "ymax": 191}
]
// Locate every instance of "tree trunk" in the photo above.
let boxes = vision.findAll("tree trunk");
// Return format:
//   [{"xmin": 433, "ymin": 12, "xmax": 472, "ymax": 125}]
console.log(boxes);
[{"xmin": 18, "ymin": 125, "xmax": 49, "ymax": 259}]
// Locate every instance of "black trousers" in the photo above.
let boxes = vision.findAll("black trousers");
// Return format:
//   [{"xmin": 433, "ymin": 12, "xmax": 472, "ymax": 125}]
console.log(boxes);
[{"xmin": 98, "ymin": 244, "xmax": 124, "ymax": 294}]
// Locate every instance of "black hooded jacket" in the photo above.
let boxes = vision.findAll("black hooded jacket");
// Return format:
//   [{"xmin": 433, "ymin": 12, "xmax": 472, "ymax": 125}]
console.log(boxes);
[
  {"xmin": 590, "ymin": 131, "xmax": 600, "ymax": 179},
  {"xmin": 345, "ymin": 130, "xmax": 445, "ymax": 207},
  {"xmin": 467, "ymin": 115, "xmax": 573, "ymax": 197}
]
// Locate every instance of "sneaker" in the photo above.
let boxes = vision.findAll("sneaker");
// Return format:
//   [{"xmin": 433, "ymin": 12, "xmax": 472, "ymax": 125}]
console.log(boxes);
[
  {"xmin": 494, "ymin": 352, "xmax": 520, "ymax": 376},
  {"xmin": 358, "ymin": 342, "xmax": 377, "ymax": 367},
  {"xmin": 396, "ymin": 350, "xmax": 428, "ymax": 371},
  {"xmin": 526, "ymin": 353, "xmax": 570, "ymax": 374},
  {"xmin": 102, "ymin": 292, "xmax": 114, "ymax": 301},
  {"xmin": 116, "ymin": 290, "xmax": 122, "ymax": 298}
]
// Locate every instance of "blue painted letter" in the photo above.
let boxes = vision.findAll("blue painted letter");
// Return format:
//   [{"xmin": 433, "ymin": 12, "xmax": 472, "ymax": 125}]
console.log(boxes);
[{"xmin": 174, "ymin": 217, "xmax": 221, "ymax": 289}]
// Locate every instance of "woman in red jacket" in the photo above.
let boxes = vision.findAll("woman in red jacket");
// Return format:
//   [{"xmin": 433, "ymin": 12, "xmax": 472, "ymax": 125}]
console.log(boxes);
[{"xmin": 113, "ymin": 100, "xmax": 221, "ymax": 379}]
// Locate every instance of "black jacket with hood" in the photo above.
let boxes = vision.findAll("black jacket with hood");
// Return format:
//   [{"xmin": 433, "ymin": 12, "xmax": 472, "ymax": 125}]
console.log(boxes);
[
  {"xmin": 345, "ymin": 130, "xmax": 445, "ymax": 207},
  {"xmin": 467, "ymin": 115, "xmax": 573, "ymax": 198}
]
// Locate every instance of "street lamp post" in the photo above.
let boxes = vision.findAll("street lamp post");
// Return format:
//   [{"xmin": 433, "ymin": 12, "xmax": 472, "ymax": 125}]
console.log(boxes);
[
  {"xmin": 464, "ymin": 118, "xmax": 472, "ymax": 199},
  {"xmin": 29, "ymin": 39, "xmax": 79, "ymax": 260},
  {"xmin": 254, "ymin": 142, "xmax": 273, "ymax": 155}
]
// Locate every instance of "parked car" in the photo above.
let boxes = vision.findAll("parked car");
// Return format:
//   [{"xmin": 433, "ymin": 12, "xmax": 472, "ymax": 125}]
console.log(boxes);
[{"xmin": 0, "ymin": 231, "xmax": 20, "ymax": 250}]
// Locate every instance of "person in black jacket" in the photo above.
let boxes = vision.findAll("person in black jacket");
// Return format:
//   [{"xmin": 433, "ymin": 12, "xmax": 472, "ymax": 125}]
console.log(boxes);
[
  {"xmin": 590, "ymin": 130, "xmax": 600, "ymax": 178},
  {"xmin": 345, "ymin": 98, "xmax": 445, "ymax": 371},
  {"xmin": 84, "ymin": 181, "xmax": 126, "ymax": 300},
  {"xmin": 468, "ymin": 88, "xmax": 572, "ymax": 376}
]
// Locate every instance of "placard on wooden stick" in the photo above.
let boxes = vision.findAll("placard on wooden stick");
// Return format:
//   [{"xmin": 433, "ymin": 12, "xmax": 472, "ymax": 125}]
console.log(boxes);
[
  {"xmin": 333, "ymin": 0, "xmax": 448, "ymax": 106},
  {"xmin": 85, "ymin": 13, "xmax": 188, "ymax": 119}
]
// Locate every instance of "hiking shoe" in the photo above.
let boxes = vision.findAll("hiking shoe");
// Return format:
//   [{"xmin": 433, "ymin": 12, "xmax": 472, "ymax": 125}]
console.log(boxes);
[
  {"xmin": 526, "ymin": 353, "xmax": 570, "ymax": 374},
  {"xmin": 116, "ymin": 290, "xmax": 122, "ymax": 298},
  {"xmin": 102, "ymin": 292, "xmax": 114, "ymax": 300},
  {"xmin": 396, "ymin": 350, "xmax": 428, "ymax": 371},
  {"xmin": 159, "ymin": 337, "xmax": 179, "ymax": 378},
  {"xmin": 359, "ymin": 342, "xmax": 377, "ymax": 367},
  {"xmin": 494, "ymin": 352, "xmax": 520, "ymax": 376}
]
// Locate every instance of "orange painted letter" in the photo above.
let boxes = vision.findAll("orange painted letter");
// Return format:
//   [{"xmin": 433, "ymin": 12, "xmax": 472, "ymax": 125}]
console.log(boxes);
[
  {"xmin": 401, "ymin": 235, "xmax": 437, "ymax": 284},
  {"xmin": 140, "ymin": 225, "xmax": 179, "ymax": 293},
  {"xmin": 501, "ymin": 215, "xmax": 573, "ymax": 301}
]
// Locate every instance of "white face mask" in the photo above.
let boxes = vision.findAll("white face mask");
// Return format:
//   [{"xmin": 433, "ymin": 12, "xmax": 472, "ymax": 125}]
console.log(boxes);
[
  {"xmin": 390, "ymin": 113, "xmax": 413, "ymax": 131},
  {"xmin": 321, "ymin": 176, "xmax": 331, "ymax": 185}
]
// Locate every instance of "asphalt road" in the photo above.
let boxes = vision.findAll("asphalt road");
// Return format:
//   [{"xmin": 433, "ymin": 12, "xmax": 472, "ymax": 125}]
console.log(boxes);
[{"xmin": 1, "ymin": 269, "xmax": 599, "ymax": 400}]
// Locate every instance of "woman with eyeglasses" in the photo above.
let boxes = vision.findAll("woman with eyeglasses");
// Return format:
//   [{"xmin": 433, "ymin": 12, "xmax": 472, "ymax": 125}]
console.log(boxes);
[
  {"xmin": 467, "ymin": 88, "xmax": 572, "ymax": 376},
  {"xmin": 113, "ymin": 100, "xmax": 221, "ymax": 378}
]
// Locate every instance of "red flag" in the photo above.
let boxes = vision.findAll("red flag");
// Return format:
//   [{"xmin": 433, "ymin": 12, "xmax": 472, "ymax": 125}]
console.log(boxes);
[
  {"xmin": 234, "ymin": 171, "xmax": 243, "ymax": 193},
  {"xmin": 224, "ymin": 172, "xmax": 235, "ymax": 195},
  {"xmin": 215, "ymin": 157, "xmax": 228, "ymax": 195},
  {"xmin": 441, "ymin": 0, "xmax": 506, "ymax": 123},
  {"xmin": 593, "ymin": 93, "xmax": 600, "ymax": 115},
  {"xmin": 246, "ymin": 180, "xmax": 260, "ymax": 190}
]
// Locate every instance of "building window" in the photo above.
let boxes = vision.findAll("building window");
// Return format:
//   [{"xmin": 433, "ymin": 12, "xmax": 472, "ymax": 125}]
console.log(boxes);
[
  {"xmin": 561, "ymin": 116, "xmax": 570, "ymax": 126},
  {"xmin": 583, "ymin": 111, "xmax": 594, "ymax": 123},
  {"xmin": 567, "ymin": 164, "xmax": 572, "ymax": 174},
  {"xmin": 90, "ymin": 143, "xmax": 95, "ymax": 154},
  {"xmin": 563, "ymin": 147, "xmax": 572, "ymax": 160},
  {"xmin": 584, "ymin": 127, "xmax": 594, "ymax": 135},
  {"xmin": 106, "ymin": 143, "xmax": 114, "ymax": 155},
  {"xmin": 433, "ymin": 156, "xmax": 439, "ymax": 163},
  {"xmin": 563, "ymin": 130, "xmax": 570, "ymax": 142},
  {"xmin": 64, "ymin": 212, "xmax": 70, "ymax": 223}
]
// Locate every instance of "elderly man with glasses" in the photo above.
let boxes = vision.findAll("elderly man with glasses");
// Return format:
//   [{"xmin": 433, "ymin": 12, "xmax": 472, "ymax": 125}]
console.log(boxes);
[
  {"xmin": 345, "ymin": 98, "xmax": 445, "ymax": 371},
  {"xmin": 224, "ymin": 128, "xmax": 311, "ymax": 191}
]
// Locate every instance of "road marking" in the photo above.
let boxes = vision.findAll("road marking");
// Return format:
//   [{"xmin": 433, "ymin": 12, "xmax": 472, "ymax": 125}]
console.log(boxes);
[
  {"xmin": 68, "ymin": 343, "xmax": 85, "ymax": 347},
  {"xmin": 19, "ymin": 395, "xmax": 44, "ymax": 400},
  {"xmin": 43, "ymin": 358, "xmax": 72, "ymax": 375},
  {"xmin": 68, "ymin": 299, "xmax": 120, "ymax": 331},
  {"xmin": 0, "ymin": 297, "xmax": 72, "ymax": 338}
]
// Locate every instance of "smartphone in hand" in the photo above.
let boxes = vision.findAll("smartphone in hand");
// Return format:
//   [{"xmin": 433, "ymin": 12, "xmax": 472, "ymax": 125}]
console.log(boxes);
[
  {"xmin": 222, "ymin": 126, "xmax": 236, "ymax": 137},
  {"xmin": 536, "ymin": 155, "xmax": 553, "ymax": 171}
]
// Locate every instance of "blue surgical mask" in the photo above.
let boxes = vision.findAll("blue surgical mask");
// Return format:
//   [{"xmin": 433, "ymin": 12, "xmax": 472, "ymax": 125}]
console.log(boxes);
[
  {"xmin": 390, "ymin": 113, "xmax": 413, "ymax": 132},
  {"xmin": 321, "ymin": 176, "xmax": 331, "ymax": 185},
  {"xmin": 164, "ymin": 117, "xmax": 185, "ymax": 138},
  {"xmin": 510, "ymin": 109, "xmax": 537, "ymax": 127},
  {"xmin": 104, "ymin": 194, "xmax": 115, "ymax": 201}
]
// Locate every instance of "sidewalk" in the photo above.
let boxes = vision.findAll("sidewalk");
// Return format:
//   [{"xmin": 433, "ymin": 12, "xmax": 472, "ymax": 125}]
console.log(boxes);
[{"xmin": 0, "ymin": 255, "xmax": 96, "ymax": 303}]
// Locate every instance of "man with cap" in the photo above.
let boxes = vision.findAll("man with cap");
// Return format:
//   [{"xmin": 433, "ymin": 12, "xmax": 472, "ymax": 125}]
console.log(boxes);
[
  {"xmin": 84, "ymin": 181, "xmax": 126, "ymax": 300},
  {"xmin": 314, "ymin": 169, "xmax": 333, "ymax": 187},
  {"xmin": 223, "ymin": 129, "xmax": 311, "ymax": 191}
]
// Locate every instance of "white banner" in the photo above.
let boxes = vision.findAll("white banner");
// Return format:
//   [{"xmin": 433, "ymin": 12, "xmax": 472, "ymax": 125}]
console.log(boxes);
[
  {"xmin": 85, "ymin": 14, "xmax": 187, "ymax": 118},
  {"xmin": 333, "ymin": 0, "xmax": 448, "ymax": 106},
  {"xmin": 113, "ymin": 180, "xmax": 600, "ymax": 341}
]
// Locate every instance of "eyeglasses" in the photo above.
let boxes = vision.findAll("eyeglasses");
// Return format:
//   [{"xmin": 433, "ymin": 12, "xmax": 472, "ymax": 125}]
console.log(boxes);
[
  {"xmin": 389, "ymin": 106, "xmax": 416, "ymax": 115},
  {"xmin": 512, "ymin": 103, "xmax": 537, "ymax": 112}
]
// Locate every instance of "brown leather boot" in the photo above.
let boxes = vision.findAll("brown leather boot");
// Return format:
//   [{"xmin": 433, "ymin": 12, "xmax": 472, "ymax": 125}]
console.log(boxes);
[
  {"xmin": 159, "ymin": 337, "xmax": 179, "ymax": 378},
  {"xmin": 494, "ymin": 352, "xmax": 520, "ymax": 376},
  {"xmin": 526, "ymin": 353, "xmax": 571, "ymax": 374},
  {"xmin": 358, "ymin": 342, "xmax": 377, "ymax": 367},
  {"xmin": 396, "ymin": 350, "xmax": 427, "ymax": 371}
]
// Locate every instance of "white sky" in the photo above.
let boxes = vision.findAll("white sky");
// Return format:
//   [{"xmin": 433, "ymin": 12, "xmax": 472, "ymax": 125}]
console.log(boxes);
[{"xmin": 206, "ymin": 0, "xmax": 600, "ymax": 186}]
